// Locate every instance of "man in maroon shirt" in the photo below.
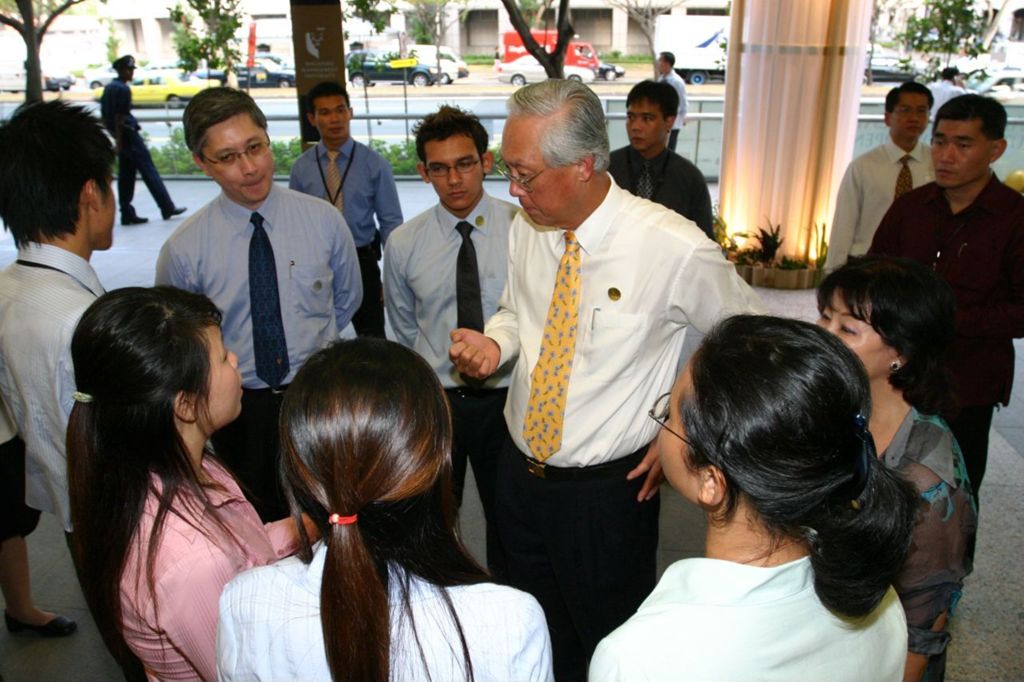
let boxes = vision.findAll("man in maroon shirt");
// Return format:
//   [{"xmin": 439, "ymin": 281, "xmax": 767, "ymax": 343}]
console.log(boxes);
[{"xmin": 870, "ymin": 94, "xmax": 1024, "ymax": 500}]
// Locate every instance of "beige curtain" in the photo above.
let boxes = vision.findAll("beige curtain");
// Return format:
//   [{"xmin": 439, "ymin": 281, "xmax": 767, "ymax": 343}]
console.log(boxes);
[{"xmin": 719, "ymin": 0, "xmax": 873, "ymax": 260}]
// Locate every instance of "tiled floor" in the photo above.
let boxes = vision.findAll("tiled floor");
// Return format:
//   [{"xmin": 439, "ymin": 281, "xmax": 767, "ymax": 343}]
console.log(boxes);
[{"xmin": 1, "ymin": 178, "xmax": 1022, "ymax": 680}]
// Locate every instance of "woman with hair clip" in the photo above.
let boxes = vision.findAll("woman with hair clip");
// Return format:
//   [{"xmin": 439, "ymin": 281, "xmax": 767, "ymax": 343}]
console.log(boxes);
[
  {"xmin": 590, "ymin": 315, "xmax": 919, "ymax": 682},
  {"xmin": 216, "ymin": 338, "xmax": 553, "ymax": 682},
  {"xmin": 67, "ymin": 287, "xmax": 307, "ymax": 682},
  {"xmin": 818, "ymin": 256, "xmax": 977, "ymax": 682}
]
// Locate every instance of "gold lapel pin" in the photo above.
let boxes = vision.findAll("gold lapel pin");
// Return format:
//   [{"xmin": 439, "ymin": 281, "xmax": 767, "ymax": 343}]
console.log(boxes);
[
  {"xmin": 608, "ymin": 287, "xmax": 621, "ymax": 301},
  {"xmin": 475, "ymin": 215, "xmax": 485, "ymax": 227}
]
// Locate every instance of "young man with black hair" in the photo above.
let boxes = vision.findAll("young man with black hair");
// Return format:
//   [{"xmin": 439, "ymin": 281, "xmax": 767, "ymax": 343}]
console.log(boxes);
[
  {"xmin": 0, "ymin": 100, "xmax": 117, "ymax": 641},
  {"xmin": 608, "ymin": 80, "xmax": 714, "ymax": 240},
  {"xmin": 383, "ymin": 106, "xmax": 517, "ymax": 578},
  {"xmin": 871, "ymin": 94, "xmax": 1024, "ymax": 500},
  {"xmin": 826, "ymin": 81, "xmax": 935, "ymax": 271},
  {"xmin": 289, "ymin": 80, "xmax": 403, "ymax": 338}
]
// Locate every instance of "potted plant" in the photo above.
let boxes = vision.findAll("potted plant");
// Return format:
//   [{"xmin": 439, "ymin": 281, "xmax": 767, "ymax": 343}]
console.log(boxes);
[
  {"xmin": 775, "ymin": 256, "xmax": 811, "ymax": 289},
  {"xmin": 812, "ymin": 222, "xmax": 829, "ymax": 286},
  {"xmin": 750, "ymin": 221, "xmax": 783, "ymax": 288}
]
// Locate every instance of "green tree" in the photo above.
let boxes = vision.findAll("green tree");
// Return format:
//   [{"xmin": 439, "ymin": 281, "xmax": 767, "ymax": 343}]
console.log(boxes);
[
  {"xmin": 900, "ymin": 0, "xmax": 989, "ymax": 77},
  {"xmin": 0, "ymin": 0, "xmax": 93, "ymax": 103},
  {"xmin": 168, "ymin": 0, "xmax": 242, "ymax": 73}
]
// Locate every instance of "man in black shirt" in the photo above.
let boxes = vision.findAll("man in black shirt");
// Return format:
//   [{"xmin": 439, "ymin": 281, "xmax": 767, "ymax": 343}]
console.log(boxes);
[{"xmin": 608, "ymin": 80, "xmax": 714, "ymax": 240}]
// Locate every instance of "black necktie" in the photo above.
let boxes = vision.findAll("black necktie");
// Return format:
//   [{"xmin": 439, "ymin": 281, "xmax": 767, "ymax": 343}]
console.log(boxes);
[
  {"xmin": 455, "ymin": 221, "xmax": 484, "ymax": 332},
  {"xmin": 636, "ymin": 161, "xmax": 654, "ymax": 199},
  {"xmin": 248, "ymin": 212, "xmax": 289, "ymax": 388}
]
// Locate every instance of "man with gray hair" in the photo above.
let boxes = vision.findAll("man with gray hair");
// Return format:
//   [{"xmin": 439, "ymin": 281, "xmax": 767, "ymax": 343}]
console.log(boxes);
[
  {"xmin": 450, "ymin": 79, "xmax": 762, "ymax": 680},
  {"xmin": 156, "ymin": 87, "xmax": 362, "ymax": 522}
]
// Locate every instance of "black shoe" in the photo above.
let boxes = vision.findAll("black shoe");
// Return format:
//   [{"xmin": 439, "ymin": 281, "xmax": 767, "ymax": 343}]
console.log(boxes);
[
  {"xmin": 4, "ymin": 611, "xmax": 77, "ymax": 637},
  {"xmin": 162, "ymin": 206, "xmax": 187, "ymax": 220},
  {"xmin": 121, "ymin": 216, "xmax": 149, "ymax": 226}
]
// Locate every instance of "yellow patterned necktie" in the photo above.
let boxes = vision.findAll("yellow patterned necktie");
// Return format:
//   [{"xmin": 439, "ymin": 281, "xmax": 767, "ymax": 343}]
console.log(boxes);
[
  {"xmin": 523, "ymin": 230, "xmax": 582, "ymax": 461},
  {"xmin": 326, "ymin": 149, "xmax": 344, "ymax": 211},
  {"xmin": 894, "ymin": 154, "xmax": 912, "ymax": 199}
]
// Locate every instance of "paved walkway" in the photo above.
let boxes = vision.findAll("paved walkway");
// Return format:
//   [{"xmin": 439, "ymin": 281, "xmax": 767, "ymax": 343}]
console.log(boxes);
[{"xmin": 1, "ymin": 178, "xmax": 1021, "ymax": 680}]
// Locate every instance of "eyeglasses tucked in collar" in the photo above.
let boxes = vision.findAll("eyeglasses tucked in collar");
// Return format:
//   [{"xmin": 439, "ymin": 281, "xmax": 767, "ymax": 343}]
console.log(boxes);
[
  {"xmin": 648, "ymin": 391, "xmax": 686, "ymax": 443},
  {"xmin": 495, "ymin": 160, "xmax": 546, "ymax": 193}
]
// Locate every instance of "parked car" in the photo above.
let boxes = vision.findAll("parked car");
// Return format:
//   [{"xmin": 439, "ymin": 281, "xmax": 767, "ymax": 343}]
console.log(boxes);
[
  {"xmin": 91, "ymin": 72, "xmax": 215, "ymax": 107},
  {"xmin": 236, "ymin": 64, "xmax": 295, "ymax": 88},
  {"xmin": 44, "ymin": 73, "xmax": 76, "ymax": 91},
  {"xmin": 409, "ymin": 44, "xmax": 468, "ymax": 85},
  {"xmin": 967, "ymin": 68, "xmax": 1024, "ymax": 102},
  {"xmin": 865, "ymin": 52, "xmax": 919, "ymax": 83},
  {"xmin": 596, "ymin": 62, "xmax": 625, "ymax": 81},
  {"xmin": 496, "ymin": 57, "xmax": 596, "ymax": 86},
  {"xmin": 84, "ymin": 66, "xmax": 118, "ymax": 89},
  {"xmin": 346, "ymin": 50, "xmax": 436, "ymax": 87}
]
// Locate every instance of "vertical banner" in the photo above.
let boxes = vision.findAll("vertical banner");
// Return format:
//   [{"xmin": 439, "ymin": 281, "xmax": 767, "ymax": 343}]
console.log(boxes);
[
  {"xmin": 290, "ymin": 0, "xmax": 346, "ymax": 144},
  {"xmin": 247, "ymin": 22, "xmax": 257, "ymax": 69}
]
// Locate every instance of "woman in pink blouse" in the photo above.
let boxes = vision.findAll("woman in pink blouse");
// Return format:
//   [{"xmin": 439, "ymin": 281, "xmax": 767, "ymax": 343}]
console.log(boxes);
[{"xmin": 66, "ymin": 287, "xmax": 305, "ymax": 681}]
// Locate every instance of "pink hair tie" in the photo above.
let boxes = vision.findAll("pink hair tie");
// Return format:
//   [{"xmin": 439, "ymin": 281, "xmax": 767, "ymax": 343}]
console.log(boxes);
[{"xmin": 328, "ymin": 513, "xmax": 358, "ymax": 526}]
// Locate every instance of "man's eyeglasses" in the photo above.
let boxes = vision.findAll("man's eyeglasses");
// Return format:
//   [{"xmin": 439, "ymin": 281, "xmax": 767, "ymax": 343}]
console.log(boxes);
[
  {"xmin": 648, "ymin": 391, "xmax": 686, "ymax": 443},
  {"xmin": 425, "ymin": 157, "xmax": 481, "ymax": 178},
  {"xmin": 204, "ymin": 140, "xmax": 271, "ymax": 166},
  {"xmin": 495, "ymin": 161, "xmax": 546, "ymax": 193}
]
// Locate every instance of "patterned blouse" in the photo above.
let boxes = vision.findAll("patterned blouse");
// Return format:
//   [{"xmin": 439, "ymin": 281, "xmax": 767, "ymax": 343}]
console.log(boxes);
[{"xmin": 881, "ymin": 409, "xmax": 978, "ymax": 668}]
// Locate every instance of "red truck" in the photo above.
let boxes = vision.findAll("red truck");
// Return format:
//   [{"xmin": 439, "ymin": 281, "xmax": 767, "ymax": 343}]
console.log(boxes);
[{"xmin": 498, "ymin": 30, "xmax": 599, "ymax": 84}]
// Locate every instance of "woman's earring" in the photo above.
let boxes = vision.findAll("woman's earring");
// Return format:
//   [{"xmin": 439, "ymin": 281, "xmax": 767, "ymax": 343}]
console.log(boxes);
[{"xmin": 889, "ymin": 361, "xmax": 902, "ymax": 373}]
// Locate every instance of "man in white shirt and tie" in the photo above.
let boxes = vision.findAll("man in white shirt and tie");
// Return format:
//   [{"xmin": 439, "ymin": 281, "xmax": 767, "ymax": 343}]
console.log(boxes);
[
  {"xmin": 825, "ymin": 81, "xmax": 935, "ymax": 272},
  {"xmin": 0, "ymin": 101, "xmax": 117, "ymax": 643},
  {"xmin": 450, "ymin": 79, "xmax": 763, "ymax": 682},
  {"xmin": 383, "ymin": 105, "xmax": 518, "ymax": 578},
  {"xmin": 656, "ymin": 51, "xmax": 688, "ymax": 152}
]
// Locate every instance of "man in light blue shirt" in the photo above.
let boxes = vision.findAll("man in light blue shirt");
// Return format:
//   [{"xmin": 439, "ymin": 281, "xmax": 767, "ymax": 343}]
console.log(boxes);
[
  {"xmin": 156, "ymin": 88, "xmax": 361, "ymax": 521},
  {"xmin": 0, "ymin": 101, "xmax": 117, "ymax": 643},
  {"xmin": 290, "ymin": 81, "xmax": 403, "ymax": 338},
  {"xmin": 384, "ymin": 106, "xmax": 517, "ymax": 577}
]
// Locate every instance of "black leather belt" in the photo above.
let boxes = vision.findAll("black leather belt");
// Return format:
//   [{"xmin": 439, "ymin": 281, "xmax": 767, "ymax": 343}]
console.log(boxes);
[
  {"xmin": 243, "ymin": 384, "xmax": 290, "ymax": 396},
  {"xmin": 445, "ymin": 386, "xmax": 507, "ymax": 399},
  {"xmin": 516, "ymin": 445, "xmax": 646, "ymax": 482}
]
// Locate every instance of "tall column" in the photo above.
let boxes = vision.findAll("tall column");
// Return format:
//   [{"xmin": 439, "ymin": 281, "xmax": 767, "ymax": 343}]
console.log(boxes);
[{"xmin": 718, "ymin": 0, "xmax": 873, "ymax": 260}]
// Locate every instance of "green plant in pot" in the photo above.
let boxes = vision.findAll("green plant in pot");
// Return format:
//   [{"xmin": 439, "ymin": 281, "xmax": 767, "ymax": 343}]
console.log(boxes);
[{"xmin": 750, "ymin": 221, "xmax": 783, "ymax": 287}]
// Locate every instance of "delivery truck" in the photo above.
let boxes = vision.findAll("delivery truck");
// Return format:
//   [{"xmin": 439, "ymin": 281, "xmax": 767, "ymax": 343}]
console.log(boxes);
[{"xmin": 654, "ymin": 13, "xmax": 729, "ymax": 85}]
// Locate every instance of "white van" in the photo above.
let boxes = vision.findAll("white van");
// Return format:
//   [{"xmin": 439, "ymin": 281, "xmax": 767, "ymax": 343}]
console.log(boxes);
[{"xmin": 409, "ymin": 44, "xmax": 468, "ymax": 85}]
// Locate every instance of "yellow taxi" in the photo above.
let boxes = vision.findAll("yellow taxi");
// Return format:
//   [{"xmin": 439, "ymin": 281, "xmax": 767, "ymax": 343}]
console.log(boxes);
[{"xmin": 92, "ymin": 72, "xmax": 215, "ymax": 107}]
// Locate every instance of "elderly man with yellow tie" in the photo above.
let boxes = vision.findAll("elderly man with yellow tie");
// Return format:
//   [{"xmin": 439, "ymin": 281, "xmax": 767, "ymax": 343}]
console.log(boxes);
[{"xmin": 450, "ymin": 79, "xmax": 764, "ymax": 682}]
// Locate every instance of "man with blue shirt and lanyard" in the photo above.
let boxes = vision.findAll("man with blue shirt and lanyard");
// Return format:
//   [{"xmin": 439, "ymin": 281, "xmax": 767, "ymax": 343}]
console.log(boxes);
[
  {"xmin": 384, "ymin": 106, "xmax": 517, "ymax": 578},
  {"xmin": 156, "ymin": 88, "xmax": 362, "ymax": 522},
  {"xmin": 289, "ymin": 81, "xmax": 403, "ymax": 338}
]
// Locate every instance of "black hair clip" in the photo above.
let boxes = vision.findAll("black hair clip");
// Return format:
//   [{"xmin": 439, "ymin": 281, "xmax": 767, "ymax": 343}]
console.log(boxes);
[{"xmin": 848, "ymin": 414, "xmax": 875, "ymax": 509}]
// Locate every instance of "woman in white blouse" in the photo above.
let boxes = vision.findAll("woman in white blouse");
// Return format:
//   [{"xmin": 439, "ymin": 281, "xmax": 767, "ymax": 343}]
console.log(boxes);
[
  {"xmin": 591, "ymin": 315, "xmax": 919, "ymax": 682},
  {"xmin": 217, "ymin": 339, "xmax": 553, "ymax": 682}
]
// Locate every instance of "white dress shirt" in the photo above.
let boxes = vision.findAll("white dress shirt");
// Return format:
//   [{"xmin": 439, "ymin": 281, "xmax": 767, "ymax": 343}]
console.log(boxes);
[
  {"xmin": 0, "ymin": 244, "xmax": 104, "ymax": 530},
  {"xmin": 929, "ymin": 80, "xmax": 967, "ymax": 118},
  {"xmin": 590, "ymin": 557, "xmax": 908, "ymax": 682},
  {"xmin": 659, "ymin": 69, "xmax": 688, "ymax": 129},
  {"xmin": 384, "ymin": 192, "xmax": 518, "ymax": 389},
  {"xmin": 217, "ymin": 545, "xmax": 554, "ymax": 682},
  {"xmin": 825, "ymin": 138, "xmax": 934, "ymax": 272},
  {"xmin": 486, "ymin": 179, "xmax": 764, "ymax": 467}
]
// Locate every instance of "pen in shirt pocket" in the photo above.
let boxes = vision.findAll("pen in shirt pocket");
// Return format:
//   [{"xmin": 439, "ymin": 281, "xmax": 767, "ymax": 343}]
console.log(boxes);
[{"xmin": 289, "ymin": 260, "xmax": 294, "ymax": 279}]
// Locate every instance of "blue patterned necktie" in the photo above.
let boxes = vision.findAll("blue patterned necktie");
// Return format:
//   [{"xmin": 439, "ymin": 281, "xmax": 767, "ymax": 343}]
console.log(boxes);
[{"xmin": 248, "ymin": 212, "xmax": 289, "ymax": 388}]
